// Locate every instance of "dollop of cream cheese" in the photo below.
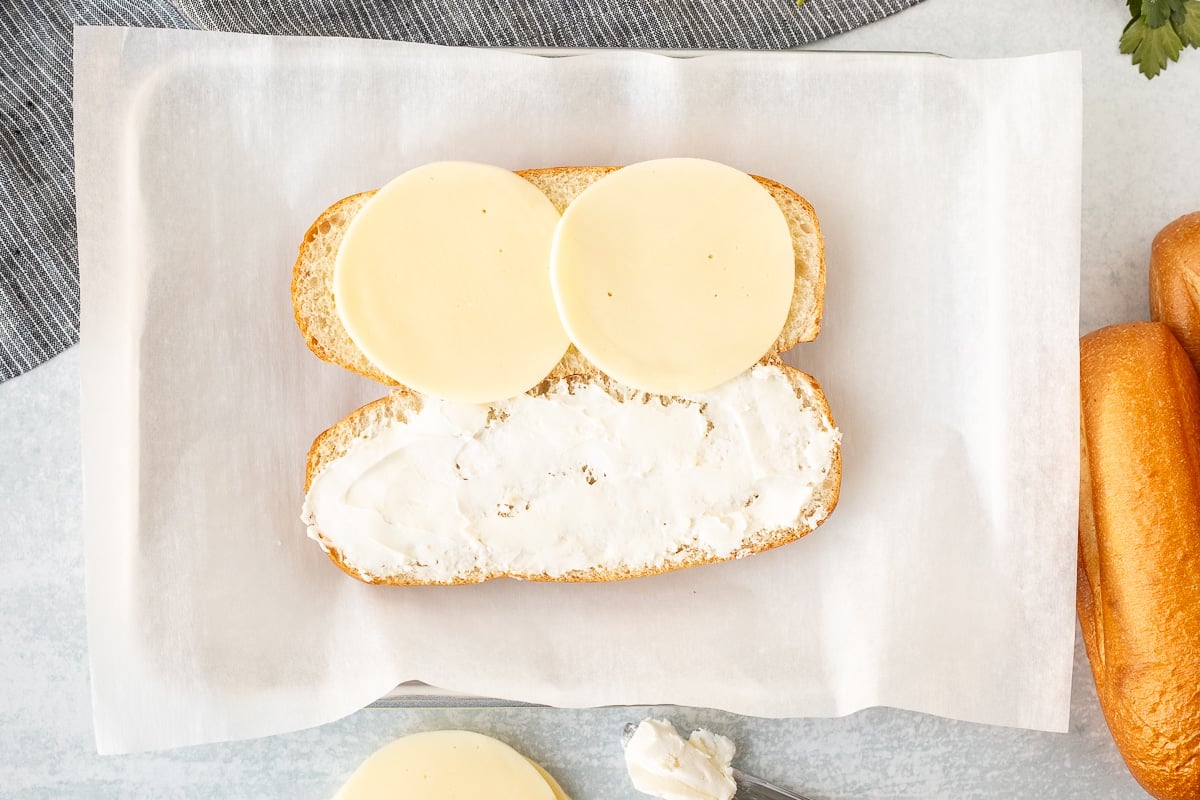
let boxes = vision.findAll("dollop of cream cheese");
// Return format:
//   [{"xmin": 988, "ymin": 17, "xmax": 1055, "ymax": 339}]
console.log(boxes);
[
  {"xmin": 302, "ymin": 364, "xmax": 839, "ymax": 582},
  {"xmin": 625, "ymin": 719, "xmax": 737, "ymax": 800}
]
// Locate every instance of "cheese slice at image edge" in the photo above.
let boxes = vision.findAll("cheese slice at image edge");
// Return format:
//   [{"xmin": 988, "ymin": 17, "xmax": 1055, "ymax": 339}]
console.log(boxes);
[
  {"xmin": 333, "ymin": 730, "xmax": 567, "ymax": 800},
  {"xmin": 333, "ymin": 162, "xmax": 569, "ymax": 404},
  {"xmin": 550, "ymin": 158, "xmax": 795, "ymax": 396}
]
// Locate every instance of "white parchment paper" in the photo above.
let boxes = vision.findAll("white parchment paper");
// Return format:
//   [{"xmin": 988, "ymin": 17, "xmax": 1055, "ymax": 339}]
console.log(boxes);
[{"xmin": 75, "ymin": 27, "xmax": 1081, "ymax": 754}]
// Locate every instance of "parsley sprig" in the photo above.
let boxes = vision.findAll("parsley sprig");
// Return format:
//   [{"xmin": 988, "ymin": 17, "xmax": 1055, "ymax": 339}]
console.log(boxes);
[{"xmin": 1122, "ymin": 0, "xmax": 1200, "ymax": 78}]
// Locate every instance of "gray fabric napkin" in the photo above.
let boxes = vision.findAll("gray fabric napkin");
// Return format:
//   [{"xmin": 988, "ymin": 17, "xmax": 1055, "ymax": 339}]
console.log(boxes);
[{"xmin": 0, "ymin": 0, "xmax": 923, "ymax": 382}]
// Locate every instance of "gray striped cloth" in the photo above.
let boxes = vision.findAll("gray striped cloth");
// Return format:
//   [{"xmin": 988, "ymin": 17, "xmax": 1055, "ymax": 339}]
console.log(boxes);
[{"xmin": 0, "ymin": 0, "xmax": 923, "ymax": 383}]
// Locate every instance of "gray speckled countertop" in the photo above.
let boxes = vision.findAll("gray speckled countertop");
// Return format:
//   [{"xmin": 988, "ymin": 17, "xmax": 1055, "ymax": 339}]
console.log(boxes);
[{"xmin": 4, "ymin": 0, "xmax": 1197, "ymax": 797}]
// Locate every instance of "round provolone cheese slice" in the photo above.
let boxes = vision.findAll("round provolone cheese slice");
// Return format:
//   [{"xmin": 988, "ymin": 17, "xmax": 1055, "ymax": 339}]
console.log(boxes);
[
  {"xmin": 334, "ymin": 730, "xmax": 564, "ymax": 800},
  {"xmin": 334, "ymin": 162, "xmax": 568, "ymax": 403},
  {"xmin": 550, "ymin": 158, "xmax": 795, "ymax": 395}
]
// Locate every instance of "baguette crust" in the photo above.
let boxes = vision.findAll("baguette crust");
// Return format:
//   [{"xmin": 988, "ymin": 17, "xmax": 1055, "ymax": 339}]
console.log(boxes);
[
  {"xmin": 293, "ymin": 192, "xmax": 390, "ymax": 384},
  {"xmin": 1078, "ymin": 321, "xmax": 1200, "ymax": 800},
  {"xmin": 1149, "ymin": 211, "xmax": 1200, "ymax": 374},
  {"xmin": 305, "ymin": 358, "xmax": 841, "ymax": 585},
  {"xmin": 291, "ymin": 167, "xmax": 826, "ymax": 388}
]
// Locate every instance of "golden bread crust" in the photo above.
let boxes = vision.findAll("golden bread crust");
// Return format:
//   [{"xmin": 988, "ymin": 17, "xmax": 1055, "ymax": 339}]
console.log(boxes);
[
  {"xmin": 1149, "ymin": 211, "xmax": 1200, "ymax": 374},
  {"xmin": 1078, "ymin": 321, "xmax": 1200, "ymax": 800}
]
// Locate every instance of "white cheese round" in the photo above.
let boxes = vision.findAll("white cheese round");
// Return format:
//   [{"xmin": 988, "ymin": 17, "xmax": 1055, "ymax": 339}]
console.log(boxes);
[
  {"xmin": 550, "ymin": 158, "xmax": 794, "ymax": 395},
  {"xmin": 334, "ymin": 162, "xmax": 568, "ymax": 403}
]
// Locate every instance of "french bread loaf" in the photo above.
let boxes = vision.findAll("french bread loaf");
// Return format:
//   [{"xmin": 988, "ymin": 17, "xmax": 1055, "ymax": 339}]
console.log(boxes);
[
  {"xmin": 1149, "ymin": 211, "xmax": 1200, "ymax": 373},
  {"xmin": 294, "ymin": 165, "xmax": 841, "ymax": 584},
  {"xmin": 1078, "ymin": 321, "xmax": 1200, "ymax": 800}
]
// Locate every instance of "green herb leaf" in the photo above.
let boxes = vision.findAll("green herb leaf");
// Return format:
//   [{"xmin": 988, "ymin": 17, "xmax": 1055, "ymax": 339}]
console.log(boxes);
[
  {"xmin": 1121, "ymin": 15, "xmax": 1148, "ymax": 53},
  {"xmin": 1129, "ymin": 0, "xmax": 1143, "ymax": 18},
  {"xmin": 1172, "ymin": 0, "xmax": 1189, "ymax": 27},
  {"xmin": 1122, "ymin": 15, "xmax": 1185, "ymax": 77},
  {"xmin": 1178, "ymin": 0, "xmax": 1200, "ymax": 46},
  {"xmin": 1143, "ymin": 0, "xmax": 1176, "ymax": 27}
]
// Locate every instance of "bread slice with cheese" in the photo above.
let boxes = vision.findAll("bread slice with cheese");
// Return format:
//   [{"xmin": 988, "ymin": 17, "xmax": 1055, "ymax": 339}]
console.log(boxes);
[
  {"xmin": 292, "ymin": 167, "xmax": 826, "ymax": 388},
  {"xmin": 294, "ymin": 165, "xmax": 840, "ymax": 585}
]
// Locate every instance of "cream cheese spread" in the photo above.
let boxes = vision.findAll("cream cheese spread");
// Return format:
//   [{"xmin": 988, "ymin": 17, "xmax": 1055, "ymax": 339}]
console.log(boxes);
[
  {"xmin": 624, "ymin": 719, "xmax": 737, "ymax": 800},
  {"xmin": 302, "ymin": 364, "xmax": 839, "ymax": 582}
]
